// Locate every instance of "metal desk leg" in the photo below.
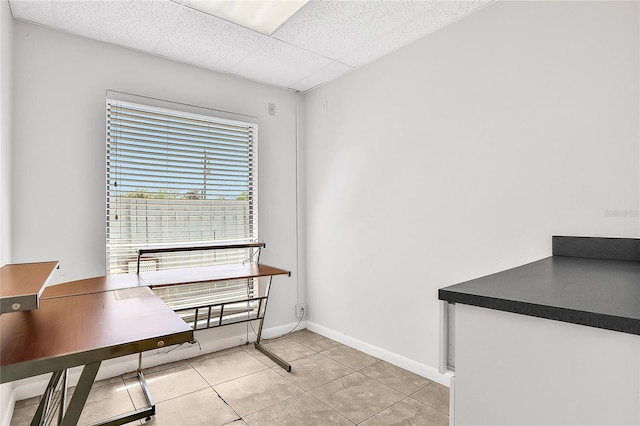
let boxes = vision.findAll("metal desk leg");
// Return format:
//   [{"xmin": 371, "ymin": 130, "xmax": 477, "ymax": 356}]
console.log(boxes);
[
  {"xmin": 254, "ymin": 342, "xmax": 291, "ymax": 372},
  {"xmin": 254, "ymin": 277, "xmax": 291, "ymax": 372},
  {"xmin": 30, "ymin": 370, "xmax": 63, "ymax": 426},
  {"xmin": 60, "ymin": 361, "xmax": 101, "ymax": 426},
  {"xmin": 58, "ymin": 368, "xmax": 69, "ymax": 425}
]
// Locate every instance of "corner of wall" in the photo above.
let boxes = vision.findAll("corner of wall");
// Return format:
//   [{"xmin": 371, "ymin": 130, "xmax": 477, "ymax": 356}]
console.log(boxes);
[
  {"xmin": 0, "ymin": 0, "xmax": 14, "ymax": 267},
  {"xmin": 295, "ymin": 92, "xmax": 307, "ymax": 311}
]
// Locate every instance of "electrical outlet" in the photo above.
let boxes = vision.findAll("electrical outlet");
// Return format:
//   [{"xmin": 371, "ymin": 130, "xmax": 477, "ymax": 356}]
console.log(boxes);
[{"xmin": 295, "ymin": 304, "xmax": 305, "ymax": 319}]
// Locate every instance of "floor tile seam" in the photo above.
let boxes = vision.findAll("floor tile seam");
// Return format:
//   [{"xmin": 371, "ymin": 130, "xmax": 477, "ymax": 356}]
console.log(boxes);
[
  {"xmin": 122, "ymin": 375, "xmax": 143, "ymax": 416},
  {"xmin": 239, "ymin": 344, "xmax": 290, "ymax": 369},
  {"xmin": 261, "ymin": 337, "xmax": 318, "ymax": 352},
  {"xmin": 360, "ymin": 360, "xmax": 435, "ymax": 385},
  {"xmin": 307, "ymin": 369, "xmax": 366, "ymax": 397},
  {"xmin": 124, "ymin": 369, "xmax": 211, "ymax": 398},
  {"xmin": 288, "ymin": 335, "xmax": 321, "ymax": 345},
  {"xmin": 124, "ymin": 373, "xmax": 211, "ymax": 409},
  {"xmin": 189, "ymin": 352, "xmax": 273, "ymax": 387},
  {"xmin": 221, "ymin": 417, "xmax": 244, "ymax": 426},
  {"xmin": 264, "ymin": 351, "xmax": 318, "ymax": 364},
  {"xmin": 186, "ymin": 346, "xmax": 249, "ymax": 366},
  {"xmin": 136, "ymin": 358, "xmax": 193, "ymax": 376},
  {"xmin": 355, "ymin": 394, "xmax": 428, "ymax": 425},
  {"xmin": 407, "ymin": 396, "xmax": 449, "ymax": 416},
  {"xmin": 308, "ymin": 349, "xmax": 351, "ymax": 366},
  {"xmin": 211, "ymin": 367, "xmax": 306, "ymax": 414},
  {"xmin": 309, "ymin": 371, "xmax": 409, "ymax": 424},
  {"xmin": 186, "ymin": 347, "xmax": 246, "ymax": 365},
  {"xmin": 276, "ymin": 349, "xmax": 326, "ymax": 365},
  {"xmin": 191, "ymin": 351, "xmax": 271, "ymax": 371},
  {"xmin": 357, "ymin": 369, "xmax": 427, "ymax": 397},
  {"xmin": 201, "ymin": 366, "xmax": 273, "ymax": 388},
  {"xmin": 73, "ymin": 378, "xmax": 134, "ymax": 408},
  {"xmin": 144, "ymin": 385, "xmax": 223, "ymax": 410},
  {"xmin": 409, "ymin": 394, "xmax": 450, "ymax": 417},
  {"xmin": 318, "ymin": 344, "xmax": 381, "ymax": 367},
  {"xmin": 409, "ymin": 381, "xmax": 451, "ymax": 416},
  {"xmin": 68, "ymin": 375, "xmax": 129, "ymax": 395},
  {"xmin": 287, "ymin": 335, "xmax": 332, "ymax": 351},
  {"xmin": 315, "ymin": 349, "xmax": 380, "ymax": 372},
  {"xmin": 271, "ymin": 363, "xmax": 355, "ymax": 393},
  {"xmin": 206, "ymin": 383, "xmax": 244, "ymax": 423},
  {"xmin": 303, "ymin": 390, "xmax": 357, "ymax": 425},
  {"xmin": 409, "ymin": 380, "xmax": 434, "ymax": 395},
  {"xmin": 235, "ymin": 387, "xmax": 306, "ymax": 419}
]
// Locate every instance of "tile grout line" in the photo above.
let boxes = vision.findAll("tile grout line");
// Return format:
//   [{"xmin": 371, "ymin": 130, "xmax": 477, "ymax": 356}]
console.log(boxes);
[
  {"xmin": 411, "ymin": 382, "xmax": 451, "ymax": 416},
  {"xmin": 304, "ymin": 390, "xmax": 357, "ymax": 425},
  {"xmin": 240, "ymin": 334, "xmax": 357, "ymax": 424},
  {"xmin": 11, "ymin": 332, "xmax": 449, "ymax": 425},
  {"xmin": 185, "ymin": 355, "xmax": 246, "ymax": 422}
]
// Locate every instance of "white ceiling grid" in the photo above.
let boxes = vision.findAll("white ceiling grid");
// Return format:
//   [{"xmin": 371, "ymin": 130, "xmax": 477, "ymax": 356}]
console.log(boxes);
[{"xmin": 8, "ymin": 0, "xmax": 492, "ymax": 93}]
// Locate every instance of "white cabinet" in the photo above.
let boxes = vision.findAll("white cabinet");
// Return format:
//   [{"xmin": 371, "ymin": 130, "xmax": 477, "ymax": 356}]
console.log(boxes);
[{"xmin": 452, "ymin": 304, "xmax": 640, "ymax": 425}]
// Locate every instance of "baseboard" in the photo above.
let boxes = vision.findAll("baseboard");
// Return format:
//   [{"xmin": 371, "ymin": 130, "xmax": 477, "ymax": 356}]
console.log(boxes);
[
  {"xmin": 0, "ymin": 383, "xmax": 16, "ymax": 426},
  {"xmin": 305, "ymin": 321, "xmax": 453, "ymax": 387},
  {"xmin": 11, "ymin": 319, "xmax": 306, "ymax": 402}
]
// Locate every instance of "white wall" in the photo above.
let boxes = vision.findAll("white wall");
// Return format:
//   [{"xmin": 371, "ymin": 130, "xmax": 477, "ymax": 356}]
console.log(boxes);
[
  {"xmin": 0, "ymin": 0, "xmax": 12, "ymax": 267},
  {"xmin": 11, "ymin": 21, "xmax": 300, "ymax": 330},
  {"xmin": 303, "ymin": 1, "xmax": 639, "ymax": 377},
  {"xmin": 0, "ymin": 0, "xmax": 15, "ymax": 423}
]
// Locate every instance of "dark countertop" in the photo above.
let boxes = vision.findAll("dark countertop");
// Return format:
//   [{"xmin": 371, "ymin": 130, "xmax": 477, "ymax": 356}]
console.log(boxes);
[{"xmin": 439, "ymin": 237, "xmax": 640, "ymax": 335}]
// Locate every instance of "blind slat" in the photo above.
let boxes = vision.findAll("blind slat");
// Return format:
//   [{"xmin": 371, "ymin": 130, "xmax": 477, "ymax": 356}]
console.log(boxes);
[{"xmin": 106, "ymin": 98, "xmax": 259, "ymax": 313}]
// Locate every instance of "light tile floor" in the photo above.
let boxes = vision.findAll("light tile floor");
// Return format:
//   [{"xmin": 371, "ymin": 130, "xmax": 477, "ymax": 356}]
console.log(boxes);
[{"xmin": 11, "ymin": 330, "xmax": 449, "ymax": 425}]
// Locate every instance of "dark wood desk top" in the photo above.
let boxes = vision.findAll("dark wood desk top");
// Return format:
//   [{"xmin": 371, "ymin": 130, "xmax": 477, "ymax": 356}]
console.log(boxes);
[
  {"xmin": 1, "ymin": 288, "xmax": 193, "ymax": 383},
  {"xmin": 140, "ymin": 263, "xmax": 290, "ymax": 288},
  {"xmin": 42, "ymin": 273, "xmax": 147, "ymax": 299},
  {"xmin": 0, "ymin": 261, "xmax": 59, "ymax": 313}
]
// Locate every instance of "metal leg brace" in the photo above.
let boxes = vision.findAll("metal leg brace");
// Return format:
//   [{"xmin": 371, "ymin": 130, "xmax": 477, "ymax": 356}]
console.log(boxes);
[{"xmin": 253, "ymin": 277, "xmax": 292, "ymax": 372}]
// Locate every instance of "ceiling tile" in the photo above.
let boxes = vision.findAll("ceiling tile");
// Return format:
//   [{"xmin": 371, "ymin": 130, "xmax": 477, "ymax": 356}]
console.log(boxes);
[
  {"xmin": 9, "ymin": 0, "xmax": 495, "ymax": 92},
  {"xmin": 229, "ymin": 37, "xmax": 332, "ymax": 89},
  {"xmin": 289, "ymin": 61, "xmax": 353, "ymax": 93},
  {"xmin": 272, "ymin": 0, "xmax": 435, "ymax": 60},
  {"xmin": 9, "ymin": 0, "xmax": 55, "ymax": 27},
  {"xmin": 55, "ymin": 0, "xmax": 180, "ymax": 53},
  {"xmin": 340, "ymin": 1, "xmax": 491, "ymax": 67},
  {"xmin": 155, "ymin": 5, "xmax": 267, "ymax": 73}
]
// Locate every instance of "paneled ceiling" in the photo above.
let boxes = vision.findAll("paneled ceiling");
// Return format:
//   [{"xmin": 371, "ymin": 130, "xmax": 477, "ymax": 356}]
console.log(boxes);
[{"xmin": 9, "ymin": 0, "xmax": 492, "ymax": 93}]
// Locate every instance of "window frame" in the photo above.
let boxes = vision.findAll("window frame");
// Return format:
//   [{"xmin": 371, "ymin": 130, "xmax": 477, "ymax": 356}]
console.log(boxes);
[{"xmin": 105, "ymin": 95, "xmax": 259, "ymax": 314}]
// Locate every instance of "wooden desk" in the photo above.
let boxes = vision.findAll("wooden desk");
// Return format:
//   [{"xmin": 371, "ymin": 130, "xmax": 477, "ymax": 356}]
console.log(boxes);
[
  {"xmin": 41, "ymin": 273, "xmax": 147, "ymax": 299},
  {"xmin": 1, "ymin": 287, "xmax": 193, "ymax": 425},
  {"xmin": 139, "ymin": 258, "xmax": 291, "ymax": 371},
  {"xmin": 140, "ymin": 263, "xmax": 290, "ymax": 288},
  {"xmin": 0, "ymin": 261, "xmax": 58, "ymax": 313}
]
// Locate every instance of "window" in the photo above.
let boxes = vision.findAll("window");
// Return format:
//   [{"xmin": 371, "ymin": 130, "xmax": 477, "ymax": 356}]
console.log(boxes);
[{"xmin": 106, "ymin": 98, "xmax": 258, "ymax": 315}]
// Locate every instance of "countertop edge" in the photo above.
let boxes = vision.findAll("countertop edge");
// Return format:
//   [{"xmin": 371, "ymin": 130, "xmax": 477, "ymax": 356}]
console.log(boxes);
[{"xmin": 438, "ymin": 288, "xmax": 640, "ymax": 336}]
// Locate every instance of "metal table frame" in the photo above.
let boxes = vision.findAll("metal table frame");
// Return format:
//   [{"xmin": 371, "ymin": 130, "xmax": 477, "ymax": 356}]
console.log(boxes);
[
  {"xmin": 1, "ymin": 284, "xmax": 193, "ymax": 426},
  {"xmin": 136, "ymin": 241, "xmax": 292, "ymax": 372}
]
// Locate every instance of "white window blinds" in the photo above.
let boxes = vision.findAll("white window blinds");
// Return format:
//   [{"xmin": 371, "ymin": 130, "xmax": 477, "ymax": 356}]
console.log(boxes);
[{"xmin": 106, "ymin": 99, "xmax": 258, "ymax": 276}]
